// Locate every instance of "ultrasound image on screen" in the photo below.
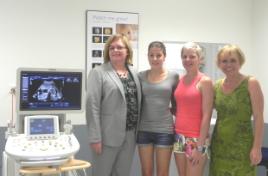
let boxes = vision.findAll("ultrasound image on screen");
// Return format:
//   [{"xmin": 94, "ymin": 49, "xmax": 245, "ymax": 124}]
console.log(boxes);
[
  {"xmin": 30, "ymin": 118, "xmax": 54, "ymax": 135},
  {"xmin": 32, "ymin": 80, "xmax": 63, "ymax": 102},
  {"xmin": 19, "ymin": 71, "xmax": 82, "ymax": 111}
]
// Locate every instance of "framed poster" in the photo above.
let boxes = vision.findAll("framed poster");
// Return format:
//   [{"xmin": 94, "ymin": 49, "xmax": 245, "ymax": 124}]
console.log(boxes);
[
  {"xmin": 86, "ymin": 10, "xmax": 139, "ymax": 76},
  {"xmin": 163, "ymin": 41, "xmax": 225, "ymax": 81}
]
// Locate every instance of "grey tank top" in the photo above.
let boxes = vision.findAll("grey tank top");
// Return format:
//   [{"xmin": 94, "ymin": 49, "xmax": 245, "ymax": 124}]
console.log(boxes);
[{"xmin": 138, "ymin": 70, "xmax": 179, "ymax": 134}]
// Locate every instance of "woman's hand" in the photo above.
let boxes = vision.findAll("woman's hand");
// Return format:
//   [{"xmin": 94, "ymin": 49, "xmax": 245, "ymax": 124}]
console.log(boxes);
[
  {"xmin": 90, "ymin": 142, "xmax": 102, "ymax": 155},
  {"xmin": 250, "ymin": 147, "xmax": 262, "ymax": 166},
  {"xmin": 189, "ymin": 149, "xmax": 203, "ymax": 165}
]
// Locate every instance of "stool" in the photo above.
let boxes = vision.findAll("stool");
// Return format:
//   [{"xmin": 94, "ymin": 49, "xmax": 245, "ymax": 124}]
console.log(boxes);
[
  {"xmin": 19, "ymin": 159, "xmax": 91, "ymax": 176},
  {"xmin": 258, "ymin": 147, "xmax": 268, "ymax": 176}
]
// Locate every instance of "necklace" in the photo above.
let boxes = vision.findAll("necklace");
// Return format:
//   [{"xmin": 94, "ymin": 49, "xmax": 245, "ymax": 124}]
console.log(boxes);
[{"xmin": 116, "ymin": 70, "xmax": 128, "ymax": 78}]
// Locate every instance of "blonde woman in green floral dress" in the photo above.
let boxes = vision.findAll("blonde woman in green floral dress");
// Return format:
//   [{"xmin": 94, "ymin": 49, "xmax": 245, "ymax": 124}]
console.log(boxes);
[{"xmin": 209, "ymin": 44, "xmax": 264, "ymax": 176}]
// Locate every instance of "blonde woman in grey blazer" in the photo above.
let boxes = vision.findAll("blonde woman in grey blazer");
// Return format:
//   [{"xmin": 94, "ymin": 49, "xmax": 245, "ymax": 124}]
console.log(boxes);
[{"xmin": 86, "ymin": 34, "xmax": 141, "ymax": 176}]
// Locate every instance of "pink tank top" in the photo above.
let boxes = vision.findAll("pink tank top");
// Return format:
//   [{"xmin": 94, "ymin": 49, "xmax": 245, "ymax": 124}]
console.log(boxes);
[{"xmin": 174, "ymin": 73, "xmax": 203, "ymax": 137}]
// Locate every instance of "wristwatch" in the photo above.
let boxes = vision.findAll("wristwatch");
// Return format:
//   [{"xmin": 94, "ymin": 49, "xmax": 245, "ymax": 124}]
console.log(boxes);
[{"xmin": 196, "ymin": 145, "xmax": 204, "ymax": 153}]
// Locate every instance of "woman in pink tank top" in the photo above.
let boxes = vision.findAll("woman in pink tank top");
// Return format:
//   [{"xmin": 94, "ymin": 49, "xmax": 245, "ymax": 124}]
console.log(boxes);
[{"xmin": 173, "ymin": 42, "xmax": 214, "ymax": 176}]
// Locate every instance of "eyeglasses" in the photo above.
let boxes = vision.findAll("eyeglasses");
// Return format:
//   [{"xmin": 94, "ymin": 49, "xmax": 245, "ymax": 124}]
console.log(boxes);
[
  {"xmin": 109, "ymin": 46, "xmax": 126, "ymax": 51},
  {"xmin": 220, "ymin": 58, "xmax": 239, "ymax": 64}
]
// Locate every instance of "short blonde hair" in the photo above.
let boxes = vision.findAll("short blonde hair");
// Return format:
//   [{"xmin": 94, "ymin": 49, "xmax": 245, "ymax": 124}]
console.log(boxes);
[
  {"xmin": 216, "ymin": 44, "xmax": 245, "ymax": 67},
  {"xmin": 103, "ymin": 34, "xmax": 133, "ymax": 64},
  {"xmin": 181, "ymin": 42, "xmax": 203, "ymax": 59}
]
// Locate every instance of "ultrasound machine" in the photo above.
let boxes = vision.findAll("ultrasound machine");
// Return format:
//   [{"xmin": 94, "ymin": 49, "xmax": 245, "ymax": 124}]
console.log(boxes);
[{"xmin": 2, "ymin": 68, "xmax": 85, "ymax": 176}]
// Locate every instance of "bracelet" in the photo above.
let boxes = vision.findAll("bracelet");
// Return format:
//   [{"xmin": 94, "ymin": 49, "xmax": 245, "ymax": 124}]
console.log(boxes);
[{"xmin": 196, "ymin": 145, "xmax": 205, "ymax": 153}]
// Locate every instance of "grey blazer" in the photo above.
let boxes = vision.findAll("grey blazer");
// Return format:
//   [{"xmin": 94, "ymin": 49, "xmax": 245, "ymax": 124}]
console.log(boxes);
[{"xmin": 86, "ymin": 62, "xmax": 141, "ymax": 147}]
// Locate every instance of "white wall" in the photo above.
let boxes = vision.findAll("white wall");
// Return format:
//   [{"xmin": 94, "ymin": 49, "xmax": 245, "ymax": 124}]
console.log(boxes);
[
  {"xmin": 0, "ymin": 0, "xmax": 88, "ymax": 126},
  {"xmin": 0, "ymin": 0, "xmax": 262, "ymax": 126},
  {"xmin": 252, "ymin": 0, "xmax": 268, "ymax": 122}
]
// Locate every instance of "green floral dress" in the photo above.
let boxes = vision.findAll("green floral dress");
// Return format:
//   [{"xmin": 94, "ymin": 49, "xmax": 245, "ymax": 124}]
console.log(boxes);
[{"xmin": 209, "ymin": 77, "xmax": 256, "ymax": 176}]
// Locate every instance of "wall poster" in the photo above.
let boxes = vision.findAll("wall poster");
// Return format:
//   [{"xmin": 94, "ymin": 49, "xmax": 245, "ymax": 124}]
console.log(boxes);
[
  {"xmin": 86, "ymin": 10, "xmax": 139, "ymax": 76},
  {"xmin": 163, "ymin": 41, "xmax": 225, "ymax": 81}
]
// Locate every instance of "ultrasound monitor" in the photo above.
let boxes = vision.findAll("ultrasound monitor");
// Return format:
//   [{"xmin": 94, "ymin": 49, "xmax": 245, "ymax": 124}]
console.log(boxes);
[
  {"xmin": 16, "ymin": 68, "xmax": 85, "ymax": 115},
  {"xmin": 24, "ymin": 115, "xmax": 59, "ymax": 139}
]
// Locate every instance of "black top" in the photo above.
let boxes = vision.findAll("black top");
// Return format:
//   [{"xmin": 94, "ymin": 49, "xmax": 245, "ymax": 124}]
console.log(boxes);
[{"xmin": 117, "ymin": 71, "xmax": 138, "ymax": 131}]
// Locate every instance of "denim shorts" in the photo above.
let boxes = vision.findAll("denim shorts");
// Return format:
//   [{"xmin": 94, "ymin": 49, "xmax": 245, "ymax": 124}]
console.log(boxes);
[{"xmin": 136, "ymin": 131, "xmax": 174, "ymax": 148}]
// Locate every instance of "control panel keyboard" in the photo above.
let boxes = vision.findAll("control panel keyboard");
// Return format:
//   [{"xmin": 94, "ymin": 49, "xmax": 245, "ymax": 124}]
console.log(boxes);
[{"xmin": 5, "ymin": 134, "xmax": 80, "ymax": 161}]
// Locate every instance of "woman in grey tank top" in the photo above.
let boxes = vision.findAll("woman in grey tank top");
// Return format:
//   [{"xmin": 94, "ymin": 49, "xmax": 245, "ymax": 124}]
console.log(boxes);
[{"xmin": 137, "ymin": 41, "xmax": 179, "ymax": 176}]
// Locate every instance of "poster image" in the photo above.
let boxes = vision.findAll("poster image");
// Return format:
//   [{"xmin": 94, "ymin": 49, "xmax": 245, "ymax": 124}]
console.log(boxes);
[
  {"xmin": 116, "ymin": 24, "xmax": 138, "ymax": 42},
  {"xmin": 163, "ymin": 41, "xmax": 225, "ymax": 81},
  {"xmin": 92, "ymin": 27, "xmax": 102, "ymax": 34}
]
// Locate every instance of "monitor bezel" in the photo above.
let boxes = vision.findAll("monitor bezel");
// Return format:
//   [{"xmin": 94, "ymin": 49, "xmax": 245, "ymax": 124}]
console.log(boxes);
[{"xmin": 16, "ymin": 67, "xmax": 85, "ymax": 115}]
